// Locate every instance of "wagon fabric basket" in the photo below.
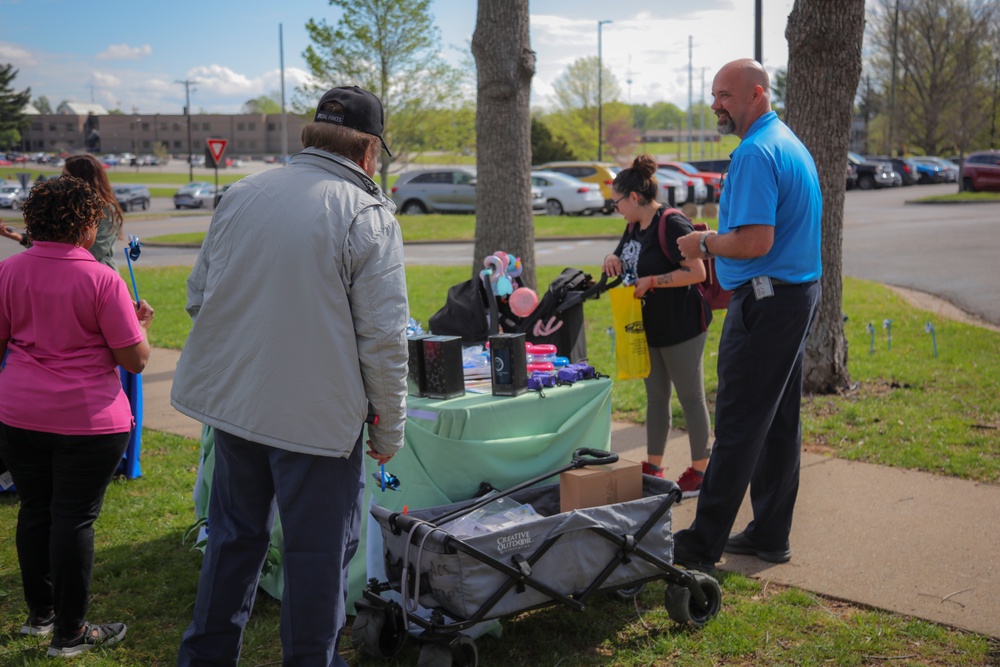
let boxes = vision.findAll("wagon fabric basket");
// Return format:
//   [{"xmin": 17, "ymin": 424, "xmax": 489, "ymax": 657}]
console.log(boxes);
[{"xmin": 370, "ymin": 476, "xmax": 675, "ymax": 622}]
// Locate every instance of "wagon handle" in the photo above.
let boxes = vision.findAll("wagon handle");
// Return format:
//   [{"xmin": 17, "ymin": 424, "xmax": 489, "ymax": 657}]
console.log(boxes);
[
  {"xmin": 571, "ymin": 448, "xmax": 619, "ymax": 468},
  {"xmin": 429, "ymin": 448, "xmax": 619, "ymax": 526}
]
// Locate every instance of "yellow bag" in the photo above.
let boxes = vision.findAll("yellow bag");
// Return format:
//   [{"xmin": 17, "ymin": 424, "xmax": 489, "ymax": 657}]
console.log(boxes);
[{"xmin": 609, "ymin": 286, "xmax": 650, "ymax": 380}]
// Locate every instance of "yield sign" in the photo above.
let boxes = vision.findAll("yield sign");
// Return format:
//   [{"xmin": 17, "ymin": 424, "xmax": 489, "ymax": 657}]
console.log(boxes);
[{"xmin": 206, "ymin": 138, "xmax": 228, "ymax": 165}]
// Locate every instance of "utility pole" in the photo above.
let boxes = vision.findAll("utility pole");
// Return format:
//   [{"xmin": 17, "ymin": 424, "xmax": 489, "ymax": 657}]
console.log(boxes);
[
  {"xmin": 687, "ymin": 35, "xmax": 693, "ymax": 161},
  {"xmin": 175, "ymin": 79, "xmax": 198, "ymax": 183},
  {"xmin": 280, "ymin": 23, "xmax": 289, "ymax": 165},
  {"xmin": 754, "ymin": 0, "xmax": 763, "ymax": 63},
  {"xmin": 700, "ymin": 68, "xmax": 705, "ymax": 159},
  {"xmin": 597, "ymin": 20, "xmax": 612, "ymax": 161},
  {"xmin": 887, "ymin": 0, "xmax": 900, "ymax": 155}
]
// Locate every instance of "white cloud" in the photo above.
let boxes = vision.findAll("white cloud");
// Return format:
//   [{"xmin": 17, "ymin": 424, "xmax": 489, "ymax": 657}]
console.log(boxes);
[
  {"xmin": 0, "ymin": 42, "xmax": 35, "ymax": 66},
  {"xmin": 96, "ymin": 44, "xmax": 153, "ymax": 61}
]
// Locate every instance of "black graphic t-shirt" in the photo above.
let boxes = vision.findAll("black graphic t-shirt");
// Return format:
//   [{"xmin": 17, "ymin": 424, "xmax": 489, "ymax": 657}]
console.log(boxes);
[{"xmin": 613, "ymin": 208, "xmax": 710, "ymax": 347}]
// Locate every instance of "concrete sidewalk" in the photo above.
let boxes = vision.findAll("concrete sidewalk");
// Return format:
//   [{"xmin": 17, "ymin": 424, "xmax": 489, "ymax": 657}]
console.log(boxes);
[{"xmin": 143, "ymin": 347, "xmax": 1000, "ymax": 639}]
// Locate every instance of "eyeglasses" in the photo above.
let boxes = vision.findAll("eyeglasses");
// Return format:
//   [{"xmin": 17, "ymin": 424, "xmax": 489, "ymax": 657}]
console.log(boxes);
[{"xmin": 612, "ymin": 194, "xmax": 628, "ymax": 209}]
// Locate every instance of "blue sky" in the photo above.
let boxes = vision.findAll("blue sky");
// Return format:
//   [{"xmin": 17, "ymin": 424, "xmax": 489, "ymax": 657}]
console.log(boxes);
[{"xmin": 1, "ymin": 0, "xmax": 803, "ymax": 115}]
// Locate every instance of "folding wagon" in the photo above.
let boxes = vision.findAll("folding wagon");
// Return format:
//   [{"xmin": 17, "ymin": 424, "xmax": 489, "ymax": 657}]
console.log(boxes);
[{"xmin": 352, "ymin": 449, "xmax": 722, "ymax": 667}]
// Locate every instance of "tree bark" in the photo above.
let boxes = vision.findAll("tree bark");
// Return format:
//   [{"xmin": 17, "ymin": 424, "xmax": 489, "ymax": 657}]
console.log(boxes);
[
  {"xmin": 471, "ymin": 0, "xmax": 536, "ymax": 288},
  {"xmin": 784, "ymin": 0, "xmax": 866, "ymax": 394}
]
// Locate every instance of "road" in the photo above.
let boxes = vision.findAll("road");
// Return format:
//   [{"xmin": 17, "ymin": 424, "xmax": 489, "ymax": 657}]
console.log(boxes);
[{"xmin": 2, "ymin": 183, "xmax": 997, "ymax": 325}]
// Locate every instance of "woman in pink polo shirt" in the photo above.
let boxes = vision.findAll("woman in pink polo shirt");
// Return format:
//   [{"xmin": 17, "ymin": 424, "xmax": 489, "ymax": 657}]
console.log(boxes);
[{"xmin": 0, "ymin": 176, "xmax": 153, "ymax": 658}]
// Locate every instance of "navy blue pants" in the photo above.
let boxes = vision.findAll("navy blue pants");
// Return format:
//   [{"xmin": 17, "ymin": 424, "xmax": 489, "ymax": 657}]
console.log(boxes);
[
  {"xmin": 0, "ymin": 424, "xmax": 129, "ymax": 637},
  {"xmin": 674, "ymin": 280, "xmax": 821, "ymax": 565},
  {"xmin": 177, "ymin": 429, "xmax": 365, "ymax": 667}
]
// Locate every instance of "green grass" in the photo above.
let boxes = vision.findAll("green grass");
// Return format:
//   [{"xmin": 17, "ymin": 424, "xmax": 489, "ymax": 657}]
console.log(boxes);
[
  {"xmin": 912, "ymin": 191, "xmax": 1000, "ymax": 203},
  {"xmin": 1, "ymin": 430, "xmax": 995, "ymax": 666},
  {"xmin": 144, "ymin": 214, "xmax": 627, "ymax": 245}
]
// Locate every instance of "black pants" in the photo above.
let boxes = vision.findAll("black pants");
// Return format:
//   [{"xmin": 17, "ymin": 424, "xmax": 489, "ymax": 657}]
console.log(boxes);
[
  {"xmin": 674, "ymin": 280, "xmax": 820, "ymax": 564},
  {"xmin": 0, "ymin": 423, "xmax": 129, "ymax": 637}
]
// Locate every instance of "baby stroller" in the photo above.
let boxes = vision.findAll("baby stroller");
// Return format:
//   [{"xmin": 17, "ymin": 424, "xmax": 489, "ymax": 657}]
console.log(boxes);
[
  {"xmin": 352, "ymin": 449, "xmax": 721, "ymax": 667},
  {"xmin": 428, "ymin": 269, "xmax": 620, "ymax": 362}
]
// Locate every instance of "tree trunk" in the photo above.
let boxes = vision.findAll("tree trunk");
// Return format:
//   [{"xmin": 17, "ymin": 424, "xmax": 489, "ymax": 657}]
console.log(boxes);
[
  {"xmin": 471, "ymin": 0, "xmax": 536, "ymax": 289},
  {"xmin": 784, "ymin": 0, "xmax": 866, "ymax": 394}
]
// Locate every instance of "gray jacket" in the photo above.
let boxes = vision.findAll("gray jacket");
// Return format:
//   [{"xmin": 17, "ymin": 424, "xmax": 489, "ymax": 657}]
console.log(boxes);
[{"xmin": 171, "ymin": 148, "xmax": 409, "ymax": 457}]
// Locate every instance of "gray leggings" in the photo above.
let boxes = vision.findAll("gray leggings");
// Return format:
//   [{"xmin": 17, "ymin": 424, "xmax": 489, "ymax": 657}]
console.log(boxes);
[{"xmin": 644, "ymin": 332, "xmax": 712, "ymax": 461}]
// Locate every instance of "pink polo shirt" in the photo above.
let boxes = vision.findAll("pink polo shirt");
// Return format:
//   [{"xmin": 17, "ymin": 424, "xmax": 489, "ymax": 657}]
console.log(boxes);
[{"xmin": 0, "ymin": 242, "xmax": 144, "ymax": 435}]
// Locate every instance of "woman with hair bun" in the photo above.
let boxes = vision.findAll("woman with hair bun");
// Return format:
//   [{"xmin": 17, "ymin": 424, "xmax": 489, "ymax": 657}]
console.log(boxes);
[{"xmin": 602, "ymin": 154, "xmax": 713, "ymax": 497}]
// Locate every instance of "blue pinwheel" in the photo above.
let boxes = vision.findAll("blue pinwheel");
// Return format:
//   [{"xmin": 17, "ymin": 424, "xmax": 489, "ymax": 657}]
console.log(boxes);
[{"xmin": 123, "ymin": 235, "xmax": 142, "ymax": 304}]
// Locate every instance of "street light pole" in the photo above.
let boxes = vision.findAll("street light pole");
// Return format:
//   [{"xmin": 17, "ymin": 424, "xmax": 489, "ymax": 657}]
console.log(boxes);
[
  {"xmin": 133, "ymin": 112, "xmax": 141, "ymax": 173},
  {"xmin": 174, "ymin": 79, "xmax": 198, "ymax": 183},
  {"xmin": 597, "ymin": 19, "xmax": 612, "ymax": 162}
]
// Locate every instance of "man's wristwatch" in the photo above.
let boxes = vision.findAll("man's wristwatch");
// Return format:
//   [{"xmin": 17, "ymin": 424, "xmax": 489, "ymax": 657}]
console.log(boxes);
[{"xmin": 699, "ymin": 233, "xmax": 712, "ymax": 258}]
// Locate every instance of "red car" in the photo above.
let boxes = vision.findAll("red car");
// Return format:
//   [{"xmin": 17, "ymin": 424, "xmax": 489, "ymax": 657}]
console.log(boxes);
[
  {"xmin": 960, "ymin": 150, "xmax": 1000, "ymax": 192},
  {"xmin": 657, "ymin": 160, "xmax": 724, "ymax": 193}
]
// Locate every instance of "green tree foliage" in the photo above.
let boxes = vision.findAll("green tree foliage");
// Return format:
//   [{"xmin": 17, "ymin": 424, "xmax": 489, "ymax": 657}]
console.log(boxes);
[
  {"xmin": 548, "ymin": 56, "xmax": 629, "ymax": 161},
  {"xmin": 865, "ymin": 0, "xmax": 998, "ymax": 155},
  {"xmin": 32, "ymin": 95, "xmax": 52, "ymax": 114},
  {"xmin": 630, "ymin": 101, "xmax": 686, "ymax": 132},
  {"xmin": 300, "ymin": 0, "xmax": 468, "ymax": 188},
  {"xmin": 404, "ymin": 103, "xmax": 476, "ymax": 154},
  {"xmin": 0, "ymin": 64, "xmax": 31, "ymax": 150},
  {"xmin": 530, "ymin": 117, "xmax": 575, "ymax": 163},
  {"xmin": 242, "ymin": 93, "xmax": 282, "ymax": 114}
]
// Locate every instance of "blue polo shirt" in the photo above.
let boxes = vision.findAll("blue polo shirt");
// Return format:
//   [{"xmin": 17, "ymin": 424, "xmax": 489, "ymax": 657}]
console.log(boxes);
[{"xmin": 716, "ymin": 111, "xmax": 822, "ymax": 290}]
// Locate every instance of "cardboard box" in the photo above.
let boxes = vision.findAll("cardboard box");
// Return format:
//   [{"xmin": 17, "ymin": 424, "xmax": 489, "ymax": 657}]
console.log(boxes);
[
  {"xmin": 559, "ymin": 458, "xmax": 643, "ymax": 512},
  {"xmin": 422, "ymin": 335, "xmax": 465, "ymax": 400},
  {"xmin": 489, "ymin": 333, "xmax": 528, "ymax": 397},
  {"xmin": 407, "ymin": 334, "xmax": 433, "ymax": 397}
]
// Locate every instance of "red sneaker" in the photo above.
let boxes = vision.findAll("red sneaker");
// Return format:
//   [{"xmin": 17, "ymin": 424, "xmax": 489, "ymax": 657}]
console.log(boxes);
[
  {"xmin": 676, "ymin": 467, "xmax": 704, "ymax": 498},
  {"xmin": 641, "ymin": 461, "xmax": 664, "ymax": 478}
]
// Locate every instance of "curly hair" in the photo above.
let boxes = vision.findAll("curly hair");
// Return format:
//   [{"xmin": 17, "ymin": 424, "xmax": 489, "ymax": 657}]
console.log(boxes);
[
  {"xmin": 22, "ymin": 176, "xmax": 105, "ymax": 245},
  {"xmin": 612, "ymin": 154, "xmax": 659, "ymax": 205},
  {"xmin": 64, "ymin": 153, "xmax": 124, "ymax": 238}
]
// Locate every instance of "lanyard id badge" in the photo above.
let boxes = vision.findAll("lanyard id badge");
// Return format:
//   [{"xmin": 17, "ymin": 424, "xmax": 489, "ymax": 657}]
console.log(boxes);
[{"xmin": 752, "ymin": 276, "xmax": 774, "ymax": 300}]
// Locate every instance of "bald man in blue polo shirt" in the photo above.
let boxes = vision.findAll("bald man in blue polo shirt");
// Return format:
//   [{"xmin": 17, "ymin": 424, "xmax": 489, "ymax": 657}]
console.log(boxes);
[{"xmin": 674, "ymin": 58, "xmax": 822, "ymax": 572}]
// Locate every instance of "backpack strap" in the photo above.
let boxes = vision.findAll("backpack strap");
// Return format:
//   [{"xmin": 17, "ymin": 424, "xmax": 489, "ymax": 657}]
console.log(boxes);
[{"xmin": 655, "ymin": 207, "xmax": 688, "ymax": 259}]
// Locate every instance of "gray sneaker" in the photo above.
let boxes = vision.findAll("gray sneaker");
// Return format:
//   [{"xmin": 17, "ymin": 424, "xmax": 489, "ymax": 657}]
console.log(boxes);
[
  {"xmin": 20, "ymin": 610, "xmax": 55, "ymax": 636},
  {"xmin": 47, "ymin": 622, "xmax": 127, "ymax": 658}
]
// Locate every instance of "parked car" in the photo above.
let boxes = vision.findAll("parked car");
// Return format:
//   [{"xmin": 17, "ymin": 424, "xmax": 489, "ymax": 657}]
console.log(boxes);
[
  {"xmin": 909, "ymin": 158, "xmax": 948, "ymax": 184},
  {"xmin": 531, "ymin": 161, "xmax": 620, "ymax": 212},
  {"xmin": 0, "ymin": 185, "xmax": 25, "ymax": 209},
  {"xmin": 530, "ymin": 171, "xmax": 605, "ymax": 216},
  {"xmin": 913, "ymin": 156, "xmax": 958, "ymax": 183},
  {"xmin": 846, "ymin": 163, "xmax": 858, "ymax": 190},
  {"xmin": 688, "ymin": 158, "xmax": 730, "ymax": 174},
  {"xmin": 530, "ymin": 186, "xmax": 546, "ymax": 214},
  {"xmin": 173, "ymin": 181, "xmax": 217, "ymax": 209},
  {"xmin": 960, "ymin": 150, "xmax": 1000, "ymax": 192},
  {"xmin": 390, "ymin": 168, "xmax": 478, "ymax": 214},
  {"xmin": 867, "ymin": 156, "xmax": 919, "ymax": 186},
  {"xmin": 114, "ymin": 185, "xmax": 151, "ymax": 212},
  {"xmin": 655, "ymin": 168, "xmax": 704, "ymax": 205},
  {"xmin": 657, "ymin": 160, "xmax": 723, "ymax": 199},
  {"xmin": 848, "ymin": 152, "xmax": 894, "ymax": 190}
]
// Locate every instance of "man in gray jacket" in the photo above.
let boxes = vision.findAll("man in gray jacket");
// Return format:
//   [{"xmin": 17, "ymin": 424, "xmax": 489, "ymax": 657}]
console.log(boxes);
[{"xmin": 173, "ymin": 86, "xmax": 408, "ymax": 667}]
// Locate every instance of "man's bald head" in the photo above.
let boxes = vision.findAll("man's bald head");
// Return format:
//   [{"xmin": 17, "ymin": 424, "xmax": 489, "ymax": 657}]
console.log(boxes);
[{"xmin": 711, "ymin": 59, "xmax": 772, "ymax": 139}]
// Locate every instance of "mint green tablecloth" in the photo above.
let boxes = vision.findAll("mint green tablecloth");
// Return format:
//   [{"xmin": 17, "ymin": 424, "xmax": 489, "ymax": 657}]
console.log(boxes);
[{"xmin": 191, "ymin": 378, "xmax": 613, "ymax": 610}]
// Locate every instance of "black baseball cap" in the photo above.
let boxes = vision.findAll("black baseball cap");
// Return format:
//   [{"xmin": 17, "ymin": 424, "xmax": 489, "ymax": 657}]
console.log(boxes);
[{"xmin": 314, "ymin": 86, "xmax": 392, "ymax": 157}]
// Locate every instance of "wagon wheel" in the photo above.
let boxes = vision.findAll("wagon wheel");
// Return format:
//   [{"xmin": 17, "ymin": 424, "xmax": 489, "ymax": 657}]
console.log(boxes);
[
  {"xmin": 350, "ymin": 605, "xmax": 407, "ymax": 658},
  {"xmin": 417, "ymin": 636, "xmax": 478, "ymax": 667},
  {"xmin": 613, "ymin": 582, "xmax": 646, "ymax": 599},
  {"xmin": 664, "ymin": 572, "xmax": 722, "ymax": 627}
]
